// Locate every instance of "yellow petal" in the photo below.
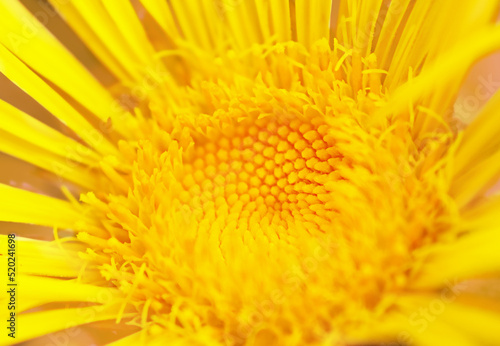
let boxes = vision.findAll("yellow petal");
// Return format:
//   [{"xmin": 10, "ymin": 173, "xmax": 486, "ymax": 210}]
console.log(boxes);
[
  {"xmin": 0, "ymin": 184, "xmax": 88, "ymax": 228},
  {"xmin": 13, "ymin": 275, "xmax": 118, "ymax": 313},
  {"xmin": 0, "ymin": 98, "xmax": 99, "ymax": 166},
  {"xmin": 450, "ymin": 148, "xmax": 500, "ymax": 208},
  {"xmin": 295, "ymin": 0, "xmax": 333, "ymax": 48},
  {"xmin": 400, "ymin": 294, "xmax": 500, "ymax": 346},
  {"xmin": 66, "ymin": 0, "xmax": 153, "ymax": 81},
  {"xmin": 336, "ymin": 0, "xmax": 384, "ymax": 55},
  {"xmin": 0, "ymin": 43, "xmax": 119, "ymax": 157},
  {"xmin": 380, "ymin": 25, "xmax": 500, "ymax": 129},
  {"xmin": 440, "ymin": 296, "xmax": 500, "ymax": 345},
  {"xmin": 0, "ymin": 235, "xmax": 83, "ymax": 277},
  {"xmin": 0, "ymin": 130, "xmax": 97, "ymax": 189},
  {"xmin": 461, "ymin": 195, "xmax": 500, "ymax": 230},
  {"xmin": 101, "ymin": 0, "xmax": 157, "ymax": 66},
  {"xmin": 411, "ymin": 227, "xmax": 500, "ymax": 288},
  {"xmin": 170, "ymin": 0, "xmax": 215, "ymax": 50},
  {"xmin": 138, "ymin": 0, "xmax": 180, "ymax": 38},
  {"xmin": 0, "ymin": 1, "xmax": 132, "ymax": 137},
  {"xmin": 269, "ymin": 0, "xmax": 292, "ymax": 42},
  {"xmin": 48, "ymin": 0, "xmax": 135, "ymax": 84},
  {"xmin": 453, "ymin": 90, "xmax": 500, "ymax": 180},
  {"xmin": 0, "ymin": 305, "xmax": 127, "ymax": 345}
]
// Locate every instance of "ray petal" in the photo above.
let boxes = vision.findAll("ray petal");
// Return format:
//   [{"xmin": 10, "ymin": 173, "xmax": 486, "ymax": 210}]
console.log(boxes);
[
  {"xmin": 0, "ymin": 184, "xmax": 89, "ymax": 228},
  {"xmin": 0, "ymin": 0, "xmax": 132, "ymax": 136}
]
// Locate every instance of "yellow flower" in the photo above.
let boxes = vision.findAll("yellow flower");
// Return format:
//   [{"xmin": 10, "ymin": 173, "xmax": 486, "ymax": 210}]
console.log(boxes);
[{"xmin": 1, "ymin": 0, "xmax": 500, "ymax": 345}]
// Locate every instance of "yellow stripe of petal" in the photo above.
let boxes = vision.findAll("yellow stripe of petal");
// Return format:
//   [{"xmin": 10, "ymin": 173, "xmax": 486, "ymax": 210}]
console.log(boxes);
[
  {"xmin": 269, "ymin": 0, "xmax": 291, "ymax": 42},
  {"xmin": 379, "ymin": 25, "xmax": 500, "ymax": 122},
  {"xmin": 441, "ymin": 297, "xmax": 500, "ymax": 345},
  {"xmin": 461, "ymin": 196, "xmax": 500, "ymax": 230},
  {"xmin": 65, "ymin": 0, "xmax": 145, "ymax": 81},
  {"xmin": 373, "ymin": 0, "xmax": 412, "ymax": 68},
  {"xmin": 303, "ymin": 0, "xmax": 333, "ymax": 47},
  {"xmin": 222, "ymin": 1, "xmax": 258, "ymax": 49},
  {"xmin": 0, "ymin": 43, "xmax": 119, "ymax": 157},
  {"xmin": 238, "ymin": 0, "xmax": 264, "ymax": 45},
  {"xmin": 423, "ymin": 1, "xmax": 499, "ymax": 63},
  {"xmin": 0, "ymin": 236, "xmax": 83, "ymax": 277},
  {"xmin": 0, "ymin": 184, "xmax": 87, "ymax": 228},
  {"xmin": 334, "ymin": 0, "xmax": 350, "ymax": 47},
  {"xmin": 139, "ymin": 0, "xmax": 180, "ymax": 38},
  {"xmin": 14, "ymin": 275, "xmax": 118, "ymax": 312},
  {"xmin": 384, "ymin": 1, "xmax": 433, "ymax": 87},
  {"xmin": 398, "ymin": 295, "xmax": 479, "ymax": 346},
  {"xmin": 295, "ymin": 0, "xmax": 333, "ymax": 48},
  {"xmin": 254, "ymin": 0, "xmax": 271, "ymax": 41},
  {"xmin": 454, "ymin": 91, "xmax": 500, "ymax": 177},
  {"xmin": 450, "ymin": 148, "xmax": 500, "ymax": 208},
  {"xmin": 170, "ymin": 0, "xmax": 214, "ymax": 50},
  {"xmin": 0, "ymin": 129, "xmax": 97, "ymax": 189},
  {"xmin": 345, "ymin": 313, "xmax": 406, "ymax": 345},
  {"xmin": 0, "ymin": 1, "xmax": 131, "ymax": 136},
  {"xmin": 411, "ymin": 227, "xmax": 500, "ymax": 288},
  {"xmin": 0, "ymin": 305, "xmax": 126, "ymax": 345},
  {"xmin": 48, "ymin": 0, "xmax": 135, "ymax": 84},
  {"xmin": 385, "ymin": 1, "xmax": 499, "ymax": 89},
  {"xmin": 295, "ymin": 0, "xmax": 311, "ymax": 47},
  {"xmin": 357, "ymin": 0, "xmax": 384, "ymax": 55},
  {"xmin": 101, "ymin": 0, "xmax": 157, "ymax": 66},
  {"xmin": 199, "ymin": 0, "xmax": 227, "ymax": 53},
  {"xmin": 0, "ymin": 99, "xmax": 99, "ymax": 166}
]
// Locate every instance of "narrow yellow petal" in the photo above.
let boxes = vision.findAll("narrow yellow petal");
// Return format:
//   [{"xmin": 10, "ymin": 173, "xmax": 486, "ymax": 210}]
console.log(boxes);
[
  {"xmin": 254, "ymin": 0, "xmax": 272, "ymax": 41},
  {"xmin": 398, "ymin": 295, "xmax": 478, "ymax": 346},
  {"xmin": 14, "ymin": 275, "xmax": 118, "ymax": 312},
  {"xmin": 384, "ymin": 1, "xmax": 434, "ymax": 87},
  {"xmin": 0, "ymin": 43, "xmax": 119, "ymax": 157},
  {"xmin": 345, "ymin": 313, "xmax": 407, "ymax": 345},
  {"xmin": 100, "ymin": 0, "xmax": 157, "ymax": 67},
  {"xmin": 170, "ymin": 0, "xmax": 214, "ymax": 50},
  {"xmin": 0, "ymin": 129, "xmax": 97, "ymax": 189},
  {"xmin": 380, "ymin": 25, "xmax": 500, "ymax": 125},
  {"xmin": 336, "ymin": 0, "xmax": 384, "ymax": 55},
  {"xmin": 221, "ymin": 0, "xmax": 262, "ymax": 49},
  {"xmin": 295, "ymin": 0, "xmax": 332, "ymax": 48},
  {"xmin": 269, "ymin": 0, "xmax": 292, "ymax": 42},
  {"xmin": 48, "ymin": 0, "xmax": 135, "ymax": 84},
  {"xmin": 0, "ymin": 236, "xmax": 83, "ymax": 277},
  {"xmin": 384, "ymin": 1, "xmax": 499, "ymax": 89},
  {"xmin": 0, "ymin": 184, "xmax": 88, "ymax": 228},
  {"xmin": 450, "ymin": 148, "xmax": 500, "ymax": 208},
  {"xmin": 453, "ymin": 91, "xmax": 500, "ymax": 178},
  {"xmin": 411, "ymin": 227, "xmax": 500, "ymax": 288},
  {"xmin": 0, "ymin": 1, "xmax": 132, "ymax": 136},
  {"xmin": 441, "ymin": 297, "xmax": 500, "ymax": 345},
  {"xmin": 0, "ymin": 305, "xmax": 127, "ymax": 345},
  {"xmin": 461, "ymin": 195, "xmax": 500, "ymax": 230},
  {"xmin": 373, "ymin": 1, "xmax": 413, "ymax": 69},
  {"xmin": 0, "ymin": 98, "xmax": 99, "ymax": 166}
]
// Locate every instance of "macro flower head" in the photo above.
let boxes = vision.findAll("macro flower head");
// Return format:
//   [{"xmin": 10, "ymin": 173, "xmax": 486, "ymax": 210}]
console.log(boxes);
[{"xmin": 1, "ymin": 0, "xmax": 500, "ymax": 345}]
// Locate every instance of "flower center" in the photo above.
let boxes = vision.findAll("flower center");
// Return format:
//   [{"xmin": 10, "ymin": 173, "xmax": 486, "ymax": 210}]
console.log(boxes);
[
  {"xmin": 78, "ymin": 40, "xmax": 456, "ymax": 344},
  {"xmin": 179, "ymin": 114, "xmax": 340, "ymax": 235}
]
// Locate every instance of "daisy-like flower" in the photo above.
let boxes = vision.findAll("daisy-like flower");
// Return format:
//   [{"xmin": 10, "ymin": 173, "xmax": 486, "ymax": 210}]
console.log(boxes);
[{"xmin": 2, "ymin": 0, "xmax": 500, "ymax": 345}]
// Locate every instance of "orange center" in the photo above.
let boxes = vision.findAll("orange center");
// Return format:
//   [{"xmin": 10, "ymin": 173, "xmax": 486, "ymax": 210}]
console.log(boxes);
[{"xmin": 179, "ymin": 114, "xmax": 344, "ymax": 234}]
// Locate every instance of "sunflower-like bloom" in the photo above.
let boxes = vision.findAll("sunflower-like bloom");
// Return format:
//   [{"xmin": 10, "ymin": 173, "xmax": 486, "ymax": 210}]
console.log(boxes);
[{"xmin": 1, "ymin": 0, "xmax": 500, "ymax": 345}]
